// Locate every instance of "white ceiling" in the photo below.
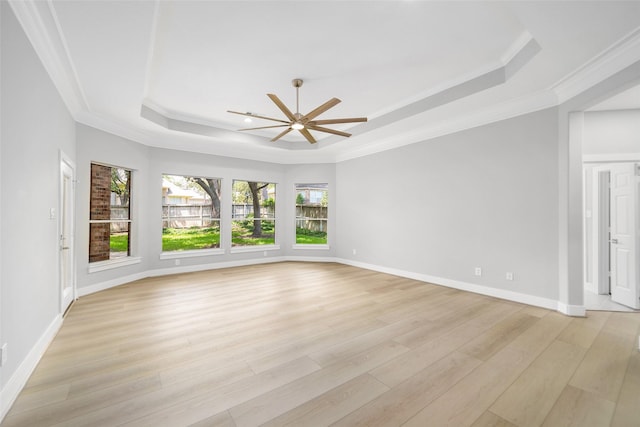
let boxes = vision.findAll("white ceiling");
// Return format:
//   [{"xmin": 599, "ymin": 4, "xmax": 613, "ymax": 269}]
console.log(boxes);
[{"xmin": 11, "ymin": 1, "xmax": 640, "ymax": 163}]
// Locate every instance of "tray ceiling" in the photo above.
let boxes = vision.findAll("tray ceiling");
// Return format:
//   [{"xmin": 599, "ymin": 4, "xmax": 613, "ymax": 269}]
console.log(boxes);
[{"xmin": 10, "ymin": 0, "xmax": 640, "ymax": 163}]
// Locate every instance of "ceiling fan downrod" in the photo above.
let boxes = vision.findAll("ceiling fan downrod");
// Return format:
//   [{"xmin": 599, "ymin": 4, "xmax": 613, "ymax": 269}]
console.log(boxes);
[{"xmin": 292, "ymin": 78, "xmax": 304, "ymax": 127}]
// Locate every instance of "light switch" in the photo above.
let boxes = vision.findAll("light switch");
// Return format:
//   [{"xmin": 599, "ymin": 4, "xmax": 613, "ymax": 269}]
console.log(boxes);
[{"xmin": 49, "ymin": 208, "xmax": 56, "ymax": 220}]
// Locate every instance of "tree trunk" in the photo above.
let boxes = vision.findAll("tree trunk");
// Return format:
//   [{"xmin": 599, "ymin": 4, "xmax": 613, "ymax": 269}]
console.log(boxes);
[
  {"xmin": 192, "ymin": 178, "xmax": 221, "ymax": 219},
  {"xmin": 248, "ymin": 182, "xmax": 263, "ymax": 237}
]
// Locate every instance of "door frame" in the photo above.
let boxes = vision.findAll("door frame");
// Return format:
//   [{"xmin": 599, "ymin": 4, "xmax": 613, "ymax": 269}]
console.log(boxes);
[
  {"xmin": 586, "ymin": 161, "xmax": 640, "ymax": 308},
  {"xmin": 59, "ymin": 151, "xmax": 76, "ymax": 314}
]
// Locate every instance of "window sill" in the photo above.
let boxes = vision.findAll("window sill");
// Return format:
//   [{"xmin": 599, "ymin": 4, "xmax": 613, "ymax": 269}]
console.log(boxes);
[
  {"xmin": 230, "ymin": 244, "xmax": 280, "ymax": 254},
  {"xmin": 159, "ymin": 248, "xmax": 225, "ymax": 260},
  {"xmin": 292, "ymin": 244, "xmax": 330, "ymax": 251},
  {"xmin": 88, "ymin": 256, "xmax": 142, "ymax": 273}
]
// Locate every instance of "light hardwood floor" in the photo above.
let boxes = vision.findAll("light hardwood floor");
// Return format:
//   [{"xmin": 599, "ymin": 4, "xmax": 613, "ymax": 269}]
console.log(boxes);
[{"xmin": 3, "ymin": 262, "xmax": 640, "ymax": 427}]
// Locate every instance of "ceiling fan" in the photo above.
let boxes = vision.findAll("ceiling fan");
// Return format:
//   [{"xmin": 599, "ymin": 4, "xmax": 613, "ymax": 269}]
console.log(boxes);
[{"xmin": 228, "ymin": 79, "xmax": 367, "ymax": 144}]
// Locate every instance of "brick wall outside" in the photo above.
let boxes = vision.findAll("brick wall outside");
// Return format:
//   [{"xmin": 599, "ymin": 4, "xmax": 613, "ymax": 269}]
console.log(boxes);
[{"xmin": 89, "ymin": 164, "xmax": 111, "ymax": 262}]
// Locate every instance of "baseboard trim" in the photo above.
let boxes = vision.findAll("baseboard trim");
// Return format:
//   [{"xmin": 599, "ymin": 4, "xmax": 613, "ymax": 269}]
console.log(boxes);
[
  {"xmin": 76, "ymin": 257, "xmax": 578, "ymax": 317},
  {"xmin": 77, "ymin": 271, "xmax": 148, "ymax": 297},
  {"xmin": 557, "ymin": 302, "xmax": 587, "ymax": 317},
  {"xmin": 335, "ymin": 258, "xmax": 561, "ymax": 313},
  {"xmin": 148, "ymin": 257, "xmax": 287, "ymax": 277},
  {"xmin": 1, "ymin": 315, "xmax": 63, "ymax": 422},
  {"xmin": 285, "ymin": 256, "xmax": 338, "ymax": 263}
]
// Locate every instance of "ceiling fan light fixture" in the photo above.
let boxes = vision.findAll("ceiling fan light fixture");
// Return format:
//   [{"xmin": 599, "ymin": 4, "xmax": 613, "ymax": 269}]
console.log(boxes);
[{"xmin": 228, "ymin": 78, "xmax": 367, "ymax": 144}]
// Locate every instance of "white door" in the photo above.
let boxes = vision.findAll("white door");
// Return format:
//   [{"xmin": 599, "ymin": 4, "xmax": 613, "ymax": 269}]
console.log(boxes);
[
  {"xmin": 60, "ymin": 159, "xmax": 75, "ymax": 313},
  {"xmin": 609, "ymin": 163, "xmax": 639, "ymax": 309}
]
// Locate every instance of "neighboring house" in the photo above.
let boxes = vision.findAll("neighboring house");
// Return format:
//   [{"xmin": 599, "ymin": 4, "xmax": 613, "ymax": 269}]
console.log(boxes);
[
  {"xmin": 162, "ymin": 179, "xmax": 208, "ymax": 205},
  {"xmin": 296, "ymin": 184, "xmax": 327, "ymax": 205}
]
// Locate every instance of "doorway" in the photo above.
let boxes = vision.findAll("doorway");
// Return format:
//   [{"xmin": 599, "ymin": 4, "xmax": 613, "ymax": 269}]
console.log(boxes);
[
  {"xmin": 60, "ymin": 153, "xmax": 76, "ymax": 314},
  {"xmin": 584, "ymin": 162, "xmax": 639, "ymax": 311}
]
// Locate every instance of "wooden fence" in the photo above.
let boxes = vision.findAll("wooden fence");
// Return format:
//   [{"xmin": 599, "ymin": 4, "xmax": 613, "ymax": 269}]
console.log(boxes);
[
  {"xmin": 296, "ymin": 206, "xmax": 327, "ymax": 232},
  {"xmin": 113, "ymin": 205, "xmax": 325, "ymax": 231},
  {"xmin": 162, "ymin": 204, "xmax": 216, "ymax": 228}
]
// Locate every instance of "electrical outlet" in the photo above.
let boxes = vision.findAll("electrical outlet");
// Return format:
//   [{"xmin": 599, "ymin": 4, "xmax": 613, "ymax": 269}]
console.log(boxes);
[
  {"xmin": 474, "ymin": 267, "xmax": 482, "ymax": 276},
  {"xmin": 1, "ymin": 343, "xmax": 7, "ymax": 366},
  {"xmin": 175, "ymin": 259, "xmax": 180, "ymax": 266},
  {"xmin": 352, "ymin": 249, "xmax": 356, "ymax": 255},
  {"xmin": 506, "ymin": 272, "xmax": 514, "ymax": 281},
  {"xmin": 263, "ymin": 251, "xmax": 267, "ymax": 257}
]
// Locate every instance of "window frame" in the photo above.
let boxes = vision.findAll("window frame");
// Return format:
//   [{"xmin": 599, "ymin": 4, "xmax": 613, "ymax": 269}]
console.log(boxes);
[
  {"xmin": 160, "ymin": 173, "xmax": 225, "ymax": 259},
  {"xmin": 230, "ymin": 179, "xmax": 280, "ymax": 253},
  {"xmin": 293, "ymin": 183, "xmax": 330, "ymax": 250},
  {"xmin": 88, "ymin": 162, "xmax": 141, "ymax": 273}
]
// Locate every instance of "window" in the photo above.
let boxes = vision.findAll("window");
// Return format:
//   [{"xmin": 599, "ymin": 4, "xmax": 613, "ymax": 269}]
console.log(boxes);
[
  {"xmin": 295, "ymin": 183, "xmax": 328, "ymax": 244},
  {"xmin": 162, "ymin": 175, "xmax": 221, "ymax": 251},
  {"xmin": 232, "ymin": 180, "xmax": 276, "ymax": 246},
  {"xmin": 89, "ymin": 163, "xmax": 131, "ymax": 262}
]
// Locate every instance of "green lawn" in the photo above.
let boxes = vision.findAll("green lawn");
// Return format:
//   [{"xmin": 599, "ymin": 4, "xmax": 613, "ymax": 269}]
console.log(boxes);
[
  {"xmin": 231, "ymin": 221, "xmax": 274, "ymax": 246},
  {"xmin": 162, "ymin": 227, "xmax": 220, "ymax": 251},
  {"xmin": 110, "ymin": 225, "xmax": 326, "ymax": 252},
  {"xmin": 110, "ymin": 233, "xmax": 129, "ymax": 253},
  {"xmin": 295, "ymin": 227, "xmax": 327, "ymax": 244}
]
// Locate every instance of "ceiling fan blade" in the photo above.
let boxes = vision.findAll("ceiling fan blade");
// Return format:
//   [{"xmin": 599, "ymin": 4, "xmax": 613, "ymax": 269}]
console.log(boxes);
[
  {"xmin": 227, "ymin": 110, "xmax": 290, "ymax": 124},
  {"xmin": 271, "ymin": 127, "xmax": 293, "ymax": 142},
  {"xmin": 307, "ymin": 117, "xmax": 368, "ymax": 125},
  {"xmin": 267, "ymin": 94, "xmax": 297, "ymax": 122},
  {"xmin": 299, "ymin": 128, "xmax": 317, "ymax": 144},
  {"xmin": 302, "ymin": 98, "xmax": 341, "ymax": 122},
  {"xmin": 238, "ymin": 124, "xmax": 290, "ymax": 131},
  {"xmin": 306, "ymin": 125, "xmax": 352, "ymax": 138}
]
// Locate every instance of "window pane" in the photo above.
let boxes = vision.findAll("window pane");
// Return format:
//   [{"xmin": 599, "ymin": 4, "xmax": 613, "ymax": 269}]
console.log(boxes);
[
  {"xmin": 110, "ymin": 222, "xmax": 130, "ymax": 258},
  {"xmin": 232, "ymin": 180, "xmax": 276, "ymax": 246},
  {"xmin": 162, "ymin": 175, "xmax": 221, "ymax": 251},
  {"xmin": 295, "ymin": 183, "xmax": 328, "ymax": 244}
]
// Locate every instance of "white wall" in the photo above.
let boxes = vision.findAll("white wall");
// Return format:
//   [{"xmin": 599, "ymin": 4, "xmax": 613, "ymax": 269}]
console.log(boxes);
[
  {"xmin": 583, "ymin": 110, "xmax": 640, "ymax": 155},
  {"xmin": 336, "ymin": 108, "xmax": 560, "ymax": 302},
  {"xmin": 75, "ymin": 126, "xmax": 337, "ymax": 292},
  {"xmin": 1, "ymin": 1, "xmax": 76, "ymax": 414}
]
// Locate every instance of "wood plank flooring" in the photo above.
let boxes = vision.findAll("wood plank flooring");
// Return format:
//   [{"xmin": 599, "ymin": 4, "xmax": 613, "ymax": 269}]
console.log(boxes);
[{"xmin": 3, "ymin": 262, "xmax": 640, "ymax": 426}]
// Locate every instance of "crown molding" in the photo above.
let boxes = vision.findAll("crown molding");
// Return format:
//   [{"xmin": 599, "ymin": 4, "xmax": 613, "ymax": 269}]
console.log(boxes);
[
  {"xmin": 552, "ymin": 26, "xmax": 640, "ymax": 104},
  {"xmin": 8, "ymin": 0, "xmax": 88, "ymax": 117},
  {"xmin": 75, "ymin": 110, "xmax": 338, "ymax": 165},
  {"xmin": 10, "ymin": 0, "xmax": 639, "ymax": 165}
]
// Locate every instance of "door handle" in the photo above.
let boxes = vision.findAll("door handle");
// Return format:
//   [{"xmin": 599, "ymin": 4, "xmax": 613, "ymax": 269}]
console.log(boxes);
[{"xmin": 610, "ymin": 239, "xmax": 619, "ymax": 244}]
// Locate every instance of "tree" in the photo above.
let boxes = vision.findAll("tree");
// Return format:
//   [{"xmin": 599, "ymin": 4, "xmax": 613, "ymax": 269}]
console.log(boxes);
[
  {"xmin": 111, "ymin": 168, "xmax": 130, "ymax": 206},
  {"xmin": 248, "ymin": 182, "xmax": 269, "ymax": 237},
  {"xmin": 189, "ymin": 177, "xmax": 221, "ymax": 218},
  {"xmin": 296, "ymin": 193, "xmax": 305, "ymax": 205}
]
